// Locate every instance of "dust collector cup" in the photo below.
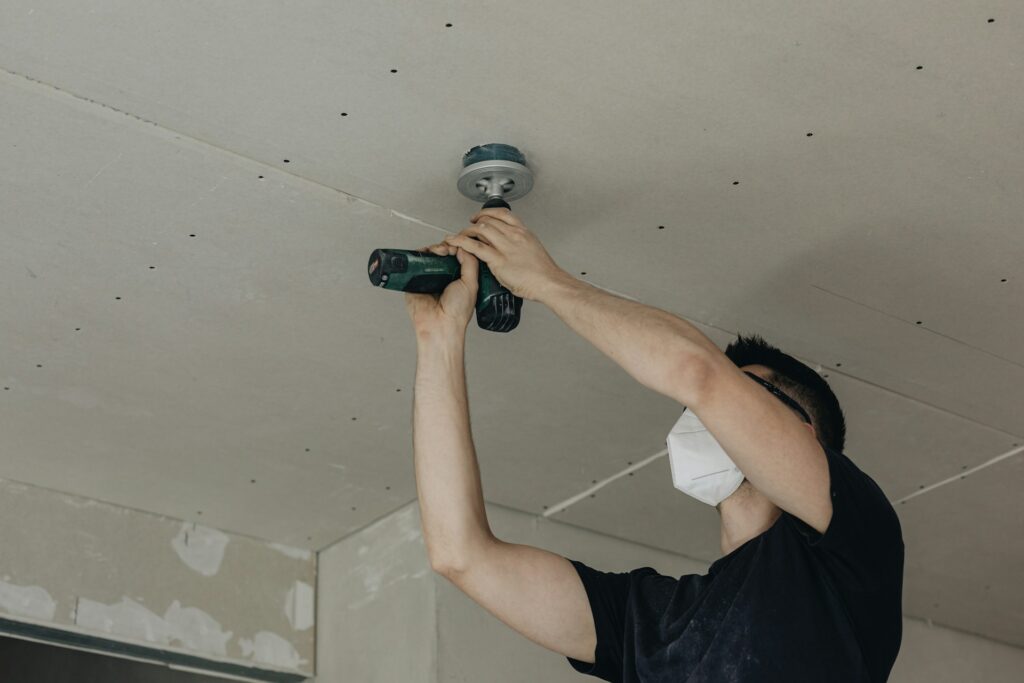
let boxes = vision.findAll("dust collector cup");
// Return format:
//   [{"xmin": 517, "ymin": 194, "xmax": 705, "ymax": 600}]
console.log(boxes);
[{"xmin": 457, "ymin": 143, "xmax": 534, "ymax": 204}]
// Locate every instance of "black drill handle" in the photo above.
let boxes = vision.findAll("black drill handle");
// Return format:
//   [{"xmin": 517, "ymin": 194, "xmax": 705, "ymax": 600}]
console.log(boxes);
[
  {"xmin": 481, "ymin": 197, "xmax": 511, "ymax": 210},
  {"xmin": 473, "ymin": 197, "xmax": 521, "ymax": 331}
]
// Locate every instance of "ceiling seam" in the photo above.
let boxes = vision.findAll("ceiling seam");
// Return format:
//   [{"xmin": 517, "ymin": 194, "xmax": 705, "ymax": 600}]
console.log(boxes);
[
  {"xmin": 0, "ymin": 65, "xmax": 400, "ymax": 224},
  {"xmin": 541, "ymin": 438, "xmax": 1023, "ymax": 520},
  {"xmin": 894, "ymin": 445, "xmax": 1023, "ymax": 505},
  {"xmin": 811, "ymin": 284, "xmax": 1024, "ymax": 370},
  {"xmin": 542, "ymin": 449, "xmax": 668, "ymax": 518},
  {"xmin": 0, "ymin": 474, "xmax": 302, "ymax": 549}
]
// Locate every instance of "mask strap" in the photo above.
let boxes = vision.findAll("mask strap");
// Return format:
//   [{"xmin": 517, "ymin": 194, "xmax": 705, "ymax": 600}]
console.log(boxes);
[{"xmin": 743, "ymin": 372, "xmax": 813, "ymax": 425}]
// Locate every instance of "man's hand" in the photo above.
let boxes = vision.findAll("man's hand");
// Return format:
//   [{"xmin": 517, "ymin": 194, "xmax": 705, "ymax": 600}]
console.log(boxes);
[
  {"xmin": 443, "ymin": 209, "xmax": 570, "ymax": 302},
  {"xmin": 404, "ymin": 241, "xmax": 480, "ymax": 338}
]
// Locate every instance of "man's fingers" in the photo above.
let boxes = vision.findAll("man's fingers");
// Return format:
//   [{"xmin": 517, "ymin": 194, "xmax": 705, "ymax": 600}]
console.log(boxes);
[
  {"xmin": 470, "ymin": 208, "xmax": 524, "ymax": 229},
  {"xmin": 452, "ymin": 221, "xmax": 511, "ymax": 247},
  {"xmin": 445, "ymin": 234, "xmax": 500, "ymax": 264}
]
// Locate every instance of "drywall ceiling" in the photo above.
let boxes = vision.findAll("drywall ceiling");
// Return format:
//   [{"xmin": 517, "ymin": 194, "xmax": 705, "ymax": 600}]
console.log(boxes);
[{"xmin": 1, "ymin": 0, "xmax": 1021, "ymax": 648}]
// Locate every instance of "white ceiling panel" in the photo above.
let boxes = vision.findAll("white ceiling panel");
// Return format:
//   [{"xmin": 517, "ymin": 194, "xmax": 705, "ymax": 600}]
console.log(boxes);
[
  {"xmin": 3, "ymin": 1, "xmax": 1019, "ymax": 433},
  {"xmin": 897, "ymin": 452, "xmax": 1024, "ymax": 648}
]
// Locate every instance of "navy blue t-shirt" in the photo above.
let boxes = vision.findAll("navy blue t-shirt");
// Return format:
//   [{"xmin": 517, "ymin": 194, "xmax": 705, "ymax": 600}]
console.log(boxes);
[{"xmin": 566, "ymin": 446, "xmax": 904, "ymax": 682}]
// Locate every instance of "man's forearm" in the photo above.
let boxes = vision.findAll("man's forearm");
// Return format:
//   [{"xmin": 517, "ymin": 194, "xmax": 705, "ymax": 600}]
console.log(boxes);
[
  {"xmin": 412, "ymin": 333, "xmax": 493, "ymax": 571},
  {"xmin": 537, "ymin": 274, "xmax": 720, "ymax": 405}
]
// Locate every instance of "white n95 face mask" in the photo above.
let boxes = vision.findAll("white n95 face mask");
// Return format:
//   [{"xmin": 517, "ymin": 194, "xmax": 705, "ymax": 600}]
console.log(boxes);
[
  {"xmin": 666, "ymin": 407, "xmax": 745, "ymax": 506},
  {"xmin": 666, "ymin": 371, "xmax": 815, "ymax": 506}
]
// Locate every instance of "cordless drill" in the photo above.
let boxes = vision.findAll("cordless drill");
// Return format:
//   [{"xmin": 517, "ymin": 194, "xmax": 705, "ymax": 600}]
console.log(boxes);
[
  {"xmin": 368, "ymin": 143, "xmax": 534, "ymax": 333},
  {"xmin": 367, "ymin": 197, "xmax": 523, "ymax": 332}
]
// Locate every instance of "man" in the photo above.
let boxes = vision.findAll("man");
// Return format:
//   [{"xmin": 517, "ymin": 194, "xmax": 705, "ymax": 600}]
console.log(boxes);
[{"xmin": 405, "ymin": 208, "xmax": 904, "ymax": 682}]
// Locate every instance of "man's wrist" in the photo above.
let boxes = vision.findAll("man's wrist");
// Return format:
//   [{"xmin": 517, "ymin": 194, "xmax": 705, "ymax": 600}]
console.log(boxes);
[
  {"xmin": 535, "ymin": 269, "xmax": 582, "ymax": 307},
  {"xmin": 415, "ymin": 326, "xmax": 467, "ymax": 352}
]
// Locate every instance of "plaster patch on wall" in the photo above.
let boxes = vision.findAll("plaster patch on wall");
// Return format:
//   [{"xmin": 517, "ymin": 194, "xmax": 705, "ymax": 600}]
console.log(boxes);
[
  {"xmin": 344, "ymin": 504, "xmax": 425, "ymax": 610},
  {"xmin": 75, "ymin": 596, "xmax": 232, "ymax": 656},
  {"xmin": 172, "ymin": 523, "xmax": 229, "ymax": 576},
  {"xmin": 267, "ymin": 543, "xmax": 312, "ymax": 561},
  {"xmin": 284, "ymin": 581, "xmax": 314, "ymax": 631},
  {"xmin": 0, "ymin": 580, "xmax": 57, "ymax": 621},
  {"xmin": 239, "ymin": 631, "xmax": 307, "ymax": 669}
]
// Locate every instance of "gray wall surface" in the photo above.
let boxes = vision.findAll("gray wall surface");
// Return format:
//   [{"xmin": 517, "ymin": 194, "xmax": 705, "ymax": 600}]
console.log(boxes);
[
  {"xmin": 0, "ymin": 478, "xmax": 316, "ymax": 678},
  {"xmin": 317, "ymin": 501, "xmax": 1024, "ymax": 682}
]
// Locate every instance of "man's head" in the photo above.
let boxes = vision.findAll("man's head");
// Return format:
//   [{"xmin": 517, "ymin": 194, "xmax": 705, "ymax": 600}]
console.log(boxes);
[{"xmin": 724, "ymin": 334, "xmax": 846, "ymax": 453}]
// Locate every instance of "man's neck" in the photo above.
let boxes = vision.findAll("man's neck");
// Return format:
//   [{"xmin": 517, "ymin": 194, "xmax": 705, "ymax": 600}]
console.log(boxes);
[{"xmin": 718, "ymin": 483, "xmax": 782, "ymax": 555}]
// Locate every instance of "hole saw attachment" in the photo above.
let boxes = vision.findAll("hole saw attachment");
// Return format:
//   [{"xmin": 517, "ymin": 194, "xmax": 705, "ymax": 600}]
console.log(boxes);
[{"xmin": 368, "ymin": 143, "xmax": 534, "ymax": 332}]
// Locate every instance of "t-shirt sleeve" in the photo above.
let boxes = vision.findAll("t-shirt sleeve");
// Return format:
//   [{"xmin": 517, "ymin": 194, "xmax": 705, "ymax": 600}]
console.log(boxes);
[
  {"xmin": 564, "ymin": 559, "xmax": 633, "ymax": 681},
  {"xmin": 783, "ymin": 445, "xmax": 904, "ymax": 590}
]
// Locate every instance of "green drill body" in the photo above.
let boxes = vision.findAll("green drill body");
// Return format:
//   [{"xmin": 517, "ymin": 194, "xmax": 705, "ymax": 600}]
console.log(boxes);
[{"xmin": 368, "ymin": 249, "xmax": 523, "ymax": 332}]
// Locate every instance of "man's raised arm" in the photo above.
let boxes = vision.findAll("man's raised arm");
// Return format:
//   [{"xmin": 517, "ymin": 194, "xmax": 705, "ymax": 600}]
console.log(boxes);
[{"xmin": 404, "ymin": 240, "xmax": 601, "ymax": 664}]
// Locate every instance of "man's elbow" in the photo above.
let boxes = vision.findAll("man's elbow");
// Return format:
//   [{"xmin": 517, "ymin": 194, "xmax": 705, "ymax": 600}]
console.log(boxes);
[{"xmin": 668, "ymin": 346, "xmax": 718, "ymax": 407}]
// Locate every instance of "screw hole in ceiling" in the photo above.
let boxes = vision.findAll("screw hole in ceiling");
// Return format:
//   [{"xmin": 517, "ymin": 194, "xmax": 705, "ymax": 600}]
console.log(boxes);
[
  {"xmin": 385, "ymin": 486, "xmax": 391, "ymax": 490},
  {"xmin": 1000, "ymin": 278, "xmax": 1007, "ymax": 282},
  {"xmin": 258, "ymin": 175, "xmax": 264, "ymax": 179},
  {"xmin": 340, "ymin": 112, "xmax": 348, "ymax": 117},
  {"xmin": 390, "ymin": 69, "xmax": 398, "ymax": 73},
  {"xmin": 351, "ymin": 507, "xmax": 357, "ymax": 511},
  {"xmin": 916, "ymin": 321, "xmax": 922, "ymax": 325},
  {"xmin": 807, "ymin": 132, "xmax": 813, "ymax": 137},
  {"xmin": 835, "ymin": 363, "xmax": 842, "ymax": 367},
  {"xmin": 446, "ymin": 23, "xmax": 453, "ymax": 28},
  {"xmin": 189, "ymin": 233, "xmax": 196, "ymax": 237},
  {"xmin": 732, "ymin": 181, "xmax": 740, "ymax": 185},
  {"xmin": 658, "ymin": 225, "xmax": 665, "ymax": 230},
  {"xmin": 916, "ymin": 65, "xmax": 923, "ymax": 70},
  {"xmin": 283, "ymin": 159, "xmax": 290, "ymax": 163}
]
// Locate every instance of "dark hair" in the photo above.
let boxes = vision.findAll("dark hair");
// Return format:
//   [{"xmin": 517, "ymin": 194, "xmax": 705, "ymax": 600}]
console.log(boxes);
[{"xmin": 724, "ymin": 333, "xmax": 847, "ymax": 453}]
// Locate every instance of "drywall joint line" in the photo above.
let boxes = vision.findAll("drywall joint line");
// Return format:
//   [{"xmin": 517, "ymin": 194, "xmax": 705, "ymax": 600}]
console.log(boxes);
[
  {"xmin": 811, "ymin": 284, "xmax": 1024, "ymax": 371},
  {"xmin": 894, "ymin": 445, "xmax": 1023, "ymax": 505},
  {"xmin": 543, "ymin": 449, "xmax": 669, "ymax": 518},
  {"xmin": 0, "ymin": 64, "xmax": 418, "ymax": 233},
  {"xmin": 544, "ymin": 440, "xmax": 1023, "ymax": 519}
]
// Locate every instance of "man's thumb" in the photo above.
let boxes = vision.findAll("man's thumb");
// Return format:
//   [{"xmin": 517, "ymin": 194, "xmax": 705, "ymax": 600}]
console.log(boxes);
[{"xmin": 456, "ymin": 247, "xmax": 478, "ymax": 286}]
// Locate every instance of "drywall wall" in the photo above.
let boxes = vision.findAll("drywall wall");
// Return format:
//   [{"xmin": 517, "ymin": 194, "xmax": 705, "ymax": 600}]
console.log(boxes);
[
  {"xmin": 316, "ymin": 501, "xmax": 1024, "ymax": 682},
  {"xmin": 316, "ymin": 503, "xmax": 436, "ymax": 683},
  {"xmin": 0, "ymin": 478, "xmax": 316, "ymax": 679}
]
